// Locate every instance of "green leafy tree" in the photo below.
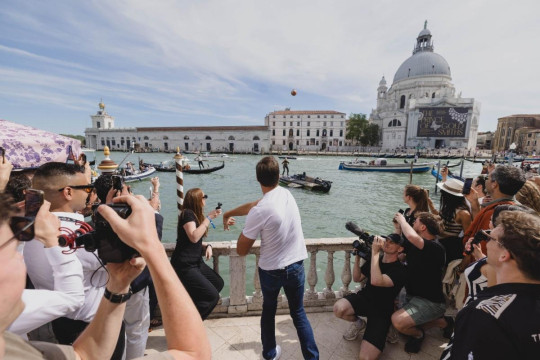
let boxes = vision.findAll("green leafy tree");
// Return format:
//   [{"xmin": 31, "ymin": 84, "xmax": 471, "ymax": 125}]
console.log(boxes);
[
  {"xmin": 363, "ymin": 124, "xmax": 380, "ymax": 146},
  {"xmin": 346, "ymin": 113, "xmax": 368, "ymax": 145}
]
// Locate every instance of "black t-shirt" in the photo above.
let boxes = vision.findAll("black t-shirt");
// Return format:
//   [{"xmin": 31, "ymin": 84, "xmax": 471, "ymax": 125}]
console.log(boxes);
[
  {"xmin": 360, "ymin": 254, "xmax": 407, "ymax": 312},
  {"xmin": 170, "ymin": 209, "xmax": 203, "ymax": 268},
  {"xmin": 440, "ymin": 283, "xmax": 540, "ymax": 360},
  {"xmin": 404, "ymin": 238, "xmax": 445, "ymax": 303}
]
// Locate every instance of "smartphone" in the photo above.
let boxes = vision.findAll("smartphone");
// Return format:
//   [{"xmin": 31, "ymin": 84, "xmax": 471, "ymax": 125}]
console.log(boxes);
[
  {"xmin": 0, "ymin": 146, "xmax": 5, "ymax": 162},
  {"xmin": 25, "ymin": 189, "xmax": 44, "ymax": 217},
  {"xmin": 112, "ymin": 175, "xmax": 124, "ymax": 191},
  {"xmin": 462, "ymin": 178, "xmax": 474, "ymax": 195}
]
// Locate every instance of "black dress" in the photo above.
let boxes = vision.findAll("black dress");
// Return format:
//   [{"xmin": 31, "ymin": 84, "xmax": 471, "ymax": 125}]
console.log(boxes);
[{"xmin": 170, "ymin": 209, "xmax": 224, "ymax": 319}]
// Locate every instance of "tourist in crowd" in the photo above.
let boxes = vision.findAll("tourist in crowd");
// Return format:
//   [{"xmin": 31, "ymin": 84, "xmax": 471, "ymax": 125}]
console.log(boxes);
[
  {"xmin": 428, "ymin": 178, "xmax": 471, "ymax": 264},
  {"xmin": 391, "ymin": 212, "xmax": 452, "ymax": 354},
  {"xmin": 334, "ymin": 233, "xmax": 406, "ymax": 360},
  {"xmin": 400, "ymin": 184, "xmax": 430, "ymax": 227},
  {"xmin": 441, "ymin": 211, "xmax": 540, "ymax": 359},
  {"xmin": 170, "ymin": 188, "xmax": 224, "ymax": 320},
  {"xmin": 27, "ymin": 163, "xmax": 128, "ymax": 358},
  {"xmin": 460, "ymin": 165, "xmax": 526, "ymax": 272},
  {"xmin": 515, "ymin": 179, "xmax": 540, "ymax": 214},
  {"xmin": 472, "ymin": 174, "xmax": 490, "ymax": 205},
  {"xmin": 94, "ymin": 174, "xmax": 164, "ymax": 359},
  {"xmin": 0, "ymin": 192, "xmax": 212, "ymax": 359},
  {"xmin": 462, "ymin": 204, "xmax": 537, "ymax": 307},
  {"xmin": 223, "ymin": 156, "xmax": 319, "ymax": 360},
  {"xmin": 4, "ymin": 172, "xmax": 32, "ymax": 203}
]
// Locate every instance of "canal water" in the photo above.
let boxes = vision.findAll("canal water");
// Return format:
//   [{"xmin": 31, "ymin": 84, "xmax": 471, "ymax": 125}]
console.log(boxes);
[{"xmin": 93, "ymin": 152, "xmax": 484, "ymax": 295}]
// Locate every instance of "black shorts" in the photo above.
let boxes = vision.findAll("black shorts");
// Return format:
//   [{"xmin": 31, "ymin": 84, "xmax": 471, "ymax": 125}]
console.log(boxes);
[{"xmin": 344, "ymin": 292, "xmax": 392, "ymax": 352}]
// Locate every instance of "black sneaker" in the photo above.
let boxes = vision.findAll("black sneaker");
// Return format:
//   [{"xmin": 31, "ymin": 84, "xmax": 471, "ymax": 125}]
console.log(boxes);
[
  {"xmin": 404, "ymin": 330, "xmax": 424, "ymax": 354},
  {"xmin": 443, "ymin": 316, "xmax": 455, "ymax": 339}
]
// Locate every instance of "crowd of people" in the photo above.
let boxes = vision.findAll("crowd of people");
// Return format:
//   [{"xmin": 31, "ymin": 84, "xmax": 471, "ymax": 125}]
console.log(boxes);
[{"xmin": 1, "ymin": 150, "xmax": 539, "ymax": 360}]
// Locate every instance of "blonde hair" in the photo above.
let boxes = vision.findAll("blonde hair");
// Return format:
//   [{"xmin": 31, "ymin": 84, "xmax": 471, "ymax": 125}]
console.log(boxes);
[{"xmin": 515, "ymin": 180, "xmax": 540, "ymax": 214}]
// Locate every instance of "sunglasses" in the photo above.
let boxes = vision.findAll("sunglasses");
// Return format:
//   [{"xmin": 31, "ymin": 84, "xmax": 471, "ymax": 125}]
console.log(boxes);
[
  {"xmin": 482, "ymin": 229, "xmax": 505, "ymax": 247},
  {"xmin": 1, "ymin": 216, "xmax": 35, "ymax": 250},
  {"xmin": 202, "ymin": 194, "xmax": 208, "ymax": 199},
  {"xmin": 58, "ymin": 184, "xmax": 95, "ymax": 194}
]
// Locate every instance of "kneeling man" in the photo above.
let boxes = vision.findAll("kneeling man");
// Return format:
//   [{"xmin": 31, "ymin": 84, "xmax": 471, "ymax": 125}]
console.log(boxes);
[{"xmin": 334, "ymin": 234, "xmax": 406, "ymax": 360}]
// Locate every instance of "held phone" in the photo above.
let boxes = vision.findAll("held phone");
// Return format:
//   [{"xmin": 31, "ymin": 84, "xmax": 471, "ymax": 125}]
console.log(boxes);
[
  {"xmin": 25, "ymin": 189, "xmax": 44, "ymax": 217},
  {"xmin": 0, "ymin": 146, "xmax": 5, "ymax": 162},
  {"xmin": 462, "ymin": 178, "xmax": 474, "ymax": 195},
  {"xmin": 112, "ymin": 175, "xmax": 124, "ymax": 191}
]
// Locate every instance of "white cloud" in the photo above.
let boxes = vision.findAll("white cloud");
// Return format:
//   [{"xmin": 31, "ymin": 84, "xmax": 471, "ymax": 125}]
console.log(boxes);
[{"xmin": 1, "ymin": 0, "xmax": 539, "ymax": 135}]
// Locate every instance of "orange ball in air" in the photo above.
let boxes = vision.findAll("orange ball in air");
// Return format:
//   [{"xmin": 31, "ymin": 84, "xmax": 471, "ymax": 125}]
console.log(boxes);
[{"xmin": 291, "ymin": 89, "xmax": 297, "ymax": 96}]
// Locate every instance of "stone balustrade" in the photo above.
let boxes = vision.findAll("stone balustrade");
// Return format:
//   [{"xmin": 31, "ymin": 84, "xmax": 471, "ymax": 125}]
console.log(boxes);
[{"xmin": 163, "ymin": 237, "xmax": 360, "ymax": 318}]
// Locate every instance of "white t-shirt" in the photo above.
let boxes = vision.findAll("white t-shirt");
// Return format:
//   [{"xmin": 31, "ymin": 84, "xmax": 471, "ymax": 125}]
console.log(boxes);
[
  {"xmin": 24, "ymin": 212, "xmax": 107, "ymax": 322},
  {"xmin": 242, "ymin": 186, "xmax": 307, "ymax": 270}
]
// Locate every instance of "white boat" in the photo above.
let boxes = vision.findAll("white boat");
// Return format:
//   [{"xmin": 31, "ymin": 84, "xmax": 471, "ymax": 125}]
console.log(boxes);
[
  {"xmin": 120, "ymin": 166, "xmax": 156, "ymax": 182},
  {"xmin": 339, "ymin": 158, "xmax": 433, "ymax": 173}
]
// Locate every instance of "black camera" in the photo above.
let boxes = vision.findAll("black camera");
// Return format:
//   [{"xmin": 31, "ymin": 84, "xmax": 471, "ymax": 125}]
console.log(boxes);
[
  {"xmin": 346, "ymin": 221, "xmax": 376, "ymax": 259},
  {"xmin": 216, "ymin": 202, "xmax": 222, "ymax": 210},
  {"xmin": 58, "ymin": 204, "xmax": 139, "ymax": 264},
  {"xmin": 464, "ymin": 230, "xmax": 490, "ymax": 255}
]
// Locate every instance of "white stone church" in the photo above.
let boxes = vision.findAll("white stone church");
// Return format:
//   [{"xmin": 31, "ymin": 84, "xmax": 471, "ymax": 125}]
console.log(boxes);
[{"xmin": 369, "ymin": 22, "xmax": 480, "ymax": 151}]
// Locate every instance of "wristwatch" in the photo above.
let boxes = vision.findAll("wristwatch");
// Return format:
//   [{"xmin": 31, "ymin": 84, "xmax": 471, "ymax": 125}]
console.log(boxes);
[{"xmin": 104, "ymin": 288, "xmax": 133, "ymax": 303}]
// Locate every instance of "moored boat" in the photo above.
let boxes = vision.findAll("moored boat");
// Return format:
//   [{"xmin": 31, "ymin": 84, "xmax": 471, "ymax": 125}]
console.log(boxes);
[
  {"xmin": 279, "ymin": 173, "xmax": 332, "ymax": 193},
  {"xmin": 338, "ymin": 158, "xmax": 433, "ymax": 173},
  {"xmin": 120, "ymin": 166, "xmax": 157, "ymax": 182}
]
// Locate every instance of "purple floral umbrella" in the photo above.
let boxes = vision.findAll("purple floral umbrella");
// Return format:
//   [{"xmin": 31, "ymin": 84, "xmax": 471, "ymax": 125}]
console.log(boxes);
[{"xmin": 0, "ymin": 119, "xmax": 81, "ymax": 169}]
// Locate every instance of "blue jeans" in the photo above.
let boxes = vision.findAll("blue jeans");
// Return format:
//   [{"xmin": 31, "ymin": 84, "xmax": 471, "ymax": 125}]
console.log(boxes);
[{"xmin": 259, "ymin": 260, "xmax": 319, "ymax": 360}]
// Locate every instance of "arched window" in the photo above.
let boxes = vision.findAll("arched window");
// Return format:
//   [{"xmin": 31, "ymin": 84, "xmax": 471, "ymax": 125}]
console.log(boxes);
[
  {"xmin": 184, "ymin": 135, "xmax": 189, "ymax": 140},
  {"xmin": 143, "ymin": 136, "xmax": 149, "ymax": 140},
  {"xmin": 253, "ymin": 136, "xmax": 260, "ymax": 140},
  {"xmin": 228, "ymin": 136, "xmax": 235, "ymax": 140},
  {"xmin": 205, "ymin": 136, "xmax": 212, "ymax": 140},
  {"xmin": 163, "ymin": 136, "xmax": 169, "ymax": 140},
  {"xmin": 400, "ymin": 95, "xmax": 406, "ymax": 109}
]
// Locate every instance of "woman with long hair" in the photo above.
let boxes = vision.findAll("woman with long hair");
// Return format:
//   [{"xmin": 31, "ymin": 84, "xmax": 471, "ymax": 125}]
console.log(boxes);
[
  {"xmin": 401, "ymin": 184, "xmax": 430, "ymax": 226},
  {"xmin": 170, "ymin": 188, "xmax": 225, "ymax": 320},
  {"xmin": 429, "ymin": 179, "xmax": 472, "ymax": 263},
  {"xmin": 515, "ymin": 180, "xmax": 540, "ymax": 214}
]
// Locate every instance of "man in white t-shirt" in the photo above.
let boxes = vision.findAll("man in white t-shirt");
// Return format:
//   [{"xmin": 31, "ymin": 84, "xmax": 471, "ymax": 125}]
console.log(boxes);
[{"xmin": 223, "ymin": 156, "xmax": 319, "ymax": 360}]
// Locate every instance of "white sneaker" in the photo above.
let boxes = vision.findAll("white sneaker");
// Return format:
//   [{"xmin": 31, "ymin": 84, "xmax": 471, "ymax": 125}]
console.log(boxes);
[
  {"xmin": 386, "ymin": 325, "xmax": 399, "ymax": 344},
  {"xmin": 343, "ymin": 318, "xmax": 366, "ymax": 341},
  {"xmin": 271, "ymin": 345, "xmax": 282, "ymax": 360}
]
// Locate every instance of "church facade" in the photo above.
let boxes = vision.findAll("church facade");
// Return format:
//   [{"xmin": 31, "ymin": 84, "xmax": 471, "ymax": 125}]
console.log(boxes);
[{"xmin": 369, "ymin": 23, "xmax": 480, "ymax": 151}]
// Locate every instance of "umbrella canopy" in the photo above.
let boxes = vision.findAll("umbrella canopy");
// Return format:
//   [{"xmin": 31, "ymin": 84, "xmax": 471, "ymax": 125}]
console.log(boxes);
[{"xmin": 0, "ymin": 119, "xmax": 81, "ymax": 169}]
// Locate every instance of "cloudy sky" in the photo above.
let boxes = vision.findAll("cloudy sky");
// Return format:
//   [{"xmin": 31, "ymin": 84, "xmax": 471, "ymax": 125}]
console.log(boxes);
[{"xmin": 1, "ymin": 0, "xmax": 538, "ymax": 135}]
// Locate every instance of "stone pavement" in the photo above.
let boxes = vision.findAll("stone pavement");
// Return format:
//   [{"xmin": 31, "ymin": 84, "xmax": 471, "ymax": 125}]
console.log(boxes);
[{"xmin": 145, "ymin": 312, "xmax": 447, "ymax": 359}]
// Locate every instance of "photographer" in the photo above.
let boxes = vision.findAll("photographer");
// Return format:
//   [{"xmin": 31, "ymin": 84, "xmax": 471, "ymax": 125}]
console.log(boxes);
[
  {"xmin": 1, "ymin": 192, "xmax": 211, "ymax": 360},
  {"xmin": 391, "ymin": 212, "xmax": 451, "ymax": 354},
  {"xmin": 333, "ymin": 233, "xmax": 406, "ymax": 360}
]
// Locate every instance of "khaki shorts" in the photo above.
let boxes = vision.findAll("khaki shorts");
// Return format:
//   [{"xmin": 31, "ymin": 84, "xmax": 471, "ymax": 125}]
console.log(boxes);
[{"xmin": 403, "ymin": 296, "xmax": 446, "ymax": 325}]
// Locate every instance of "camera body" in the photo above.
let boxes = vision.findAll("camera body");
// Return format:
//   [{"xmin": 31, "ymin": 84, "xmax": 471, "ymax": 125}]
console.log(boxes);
[
  {"xmin": 346, "ymin": 221, "xmax": 376, "ymax": 259},
  {"xmin": 216, "ymin": 202, "xmax": 222, "ymax": 210},
  {"xmin": 58, "ymin": 204, "xmax": 139, "ymax": 264},
  {"xmin": 464, "ymin": 230, "xmax": 490, "ymax": 255}
]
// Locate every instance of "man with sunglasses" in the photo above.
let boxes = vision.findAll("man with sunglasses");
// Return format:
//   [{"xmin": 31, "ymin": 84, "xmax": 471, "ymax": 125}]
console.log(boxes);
[
  {"xmin": 0, "ymin": 192, "xmax": 212, "ymax": 359},
  {"xmin": 23, "ymin": 163, "xmax": 124, "ymax": 355},
  {"xmin": 441, "ymin": 211, "xmax": 540, "ymax": 359}
]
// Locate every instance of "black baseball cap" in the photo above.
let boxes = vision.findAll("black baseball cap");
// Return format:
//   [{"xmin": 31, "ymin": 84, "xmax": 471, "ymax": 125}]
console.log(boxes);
[{"xmin": 384, "ymin": 233, "xmax": 404, "ymax": 246}]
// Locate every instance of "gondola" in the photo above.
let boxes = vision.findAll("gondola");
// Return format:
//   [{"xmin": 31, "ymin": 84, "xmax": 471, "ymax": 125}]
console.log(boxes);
[{"xmin": 152, "ymin": 161, "xmax": 225, "ymax": 174}]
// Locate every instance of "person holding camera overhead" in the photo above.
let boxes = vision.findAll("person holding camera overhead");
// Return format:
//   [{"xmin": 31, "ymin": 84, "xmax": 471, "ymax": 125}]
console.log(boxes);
[
  {"xmin": 333, "ymin": 232, "xmax": 406, "ymax": 360},
  {"xmin": 170, "ymin": 188, "xmax": 225, "ymax": 320}
]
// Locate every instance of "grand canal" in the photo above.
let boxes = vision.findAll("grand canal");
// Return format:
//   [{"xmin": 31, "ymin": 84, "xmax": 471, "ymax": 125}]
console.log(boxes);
[{"xmin": 94, "ymin": 152, "xmax": 484, "ymax": 295}]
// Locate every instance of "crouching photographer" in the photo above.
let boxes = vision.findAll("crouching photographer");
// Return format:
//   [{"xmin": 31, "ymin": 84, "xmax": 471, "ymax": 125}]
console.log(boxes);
[
  {"xmin": 333, "ymin": 222, "xmax": 406, "ymax": 360},
  {"xmin": 0, "ymin": 192, "xmax": 211, "ymax": 360}
]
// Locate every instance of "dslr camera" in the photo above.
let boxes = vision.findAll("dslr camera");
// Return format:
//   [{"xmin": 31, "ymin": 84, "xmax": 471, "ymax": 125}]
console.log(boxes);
[
  {"xmin": 346, "ymin": 221, "xmax": 376, "ymax": 260},
  {"xmin": 58, "ymin": 204, "xmax": 139, "ymax": 264},
  {"xmin": 464, "ymin": 230, "xmax": 491, "ymax": 255}
]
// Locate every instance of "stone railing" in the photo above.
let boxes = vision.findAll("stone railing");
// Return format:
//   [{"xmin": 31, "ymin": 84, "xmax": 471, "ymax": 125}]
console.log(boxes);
[{"xmin": 164, "ymin": 237, "xmax": 361, "ymax": 318}]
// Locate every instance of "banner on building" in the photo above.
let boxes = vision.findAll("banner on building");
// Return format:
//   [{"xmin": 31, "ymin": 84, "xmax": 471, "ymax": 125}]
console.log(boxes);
[{"xmin": 416, "ymin": 107, "xmax": 471, "ymax": 137}]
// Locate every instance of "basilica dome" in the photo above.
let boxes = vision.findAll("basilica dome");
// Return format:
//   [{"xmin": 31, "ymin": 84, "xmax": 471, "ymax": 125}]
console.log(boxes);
[{"xmin": 392, "ymin": 24, "xmax": 452, "ymax": 83}]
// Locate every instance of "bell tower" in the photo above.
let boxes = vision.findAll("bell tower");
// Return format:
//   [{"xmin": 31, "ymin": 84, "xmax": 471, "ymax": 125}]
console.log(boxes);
[
  {"xmin": 377, "ymin": 76, "xmax": 387, "ymax": 108},
  {"xmin": 90, "ymin": 99, "xmax": 115, "ymax": 129}
]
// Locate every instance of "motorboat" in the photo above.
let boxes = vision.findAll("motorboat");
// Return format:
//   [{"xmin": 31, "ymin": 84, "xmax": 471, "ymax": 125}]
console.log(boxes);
[
  {"xmin": 279, "ymin": 173, "xmax": 332, "ymax": 193},
  {"xmin": 338, "ymin": 158, "xmax": 433, "ymax": 173}
]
